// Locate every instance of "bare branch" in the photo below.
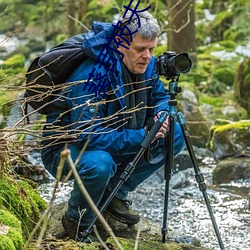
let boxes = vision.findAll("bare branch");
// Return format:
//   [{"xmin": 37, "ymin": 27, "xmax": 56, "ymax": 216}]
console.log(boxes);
[{"xmin": 68, "ymin": 14, "xmax": 90, "ymax": 32}]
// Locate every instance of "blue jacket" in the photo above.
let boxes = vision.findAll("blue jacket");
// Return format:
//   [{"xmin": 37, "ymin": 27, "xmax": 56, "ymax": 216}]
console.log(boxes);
[{"xmin": 44, "ymin": 21, "xmax": 170, "ymax": 156}]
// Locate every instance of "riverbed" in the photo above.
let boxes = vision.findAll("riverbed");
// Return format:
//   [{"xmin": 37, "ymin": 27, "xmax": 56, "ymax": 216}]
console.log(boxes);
[{"xmin": 38, "ymin": 156, "xmax": 250, "ymax": 250}]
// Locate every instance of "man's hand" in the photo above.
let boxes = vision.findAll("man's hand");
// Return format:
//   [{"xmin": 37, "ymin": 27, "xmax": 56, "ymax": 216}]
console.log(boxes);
[{"xmin": 154, "ymin": 111, "xmax": 169, "ymax": 139}]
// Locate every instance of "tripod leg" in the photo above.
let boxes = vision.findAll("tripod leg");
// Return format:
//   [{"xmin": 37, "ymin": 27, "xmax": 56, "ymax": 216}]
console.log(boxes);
[
  {"xmin": 162, "ymin": 114, "xmax": 175, "ymax": 243},
  {"xmin": 177, "ymin": 112, "xmax": 225, "ymax": 250}
]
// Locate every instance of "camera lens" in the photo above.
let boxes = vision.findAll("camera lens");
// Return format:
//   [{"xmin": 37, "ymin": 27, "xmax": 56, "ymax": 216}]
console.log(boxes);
[
  {"xmin": 156, "ymin": 51, "xmax": 192, "ymax": 79},
  {"xmin": 174, "ymin": 53, "xmax": 192, "ymax": 73}
]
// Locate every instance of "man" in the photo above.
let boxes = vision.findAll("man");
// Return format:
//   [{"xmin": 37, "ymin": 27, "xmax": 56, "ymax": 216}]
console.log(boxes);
[{"xmin": 41, "ymin": 10, "xmax": 185, "ymax": 241}]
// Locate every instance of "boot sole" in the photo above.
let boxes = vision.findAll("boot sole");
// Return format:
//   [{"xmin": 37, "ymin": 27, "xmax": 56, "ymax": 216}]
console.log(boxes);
[{"xmin": 105, "ymin": 210, "xmax": 140, "ymax": 225}]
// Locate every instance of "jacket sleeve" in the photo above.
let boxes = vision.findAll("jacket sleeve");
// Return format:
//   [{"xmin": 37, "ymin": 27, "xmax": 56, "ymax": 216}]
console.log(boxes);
[{"xmin": 66, "ymin": 60, "xmax": 146, "ymax": 156}]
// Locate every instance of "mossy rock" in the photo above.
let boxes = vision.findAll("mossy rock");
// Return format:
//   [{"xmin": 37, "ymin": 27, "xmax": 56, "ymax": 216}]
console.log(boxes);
[
  {"xmin": 209, "ymin": 120, "xmax": 250, "ymax": 160},
  {"xmin": 106, "ymin": 237, "xmax": 210, "ymax": 250},
  {"xmin": 0, "ymin": 209, "xmax": 24, "ymax": 250},
  {"xmin": 43, "ymin": 202, "xmax": 211, "ymax": 250},
  {"xmin": 0, "ymin": 174, "xmax": 47, "ymax": 239},
  {"xmin": 199, "ymin": 92, "xmax": 249, "ymax": 122},
  {"xmin": 28, "ymin": 237, "xmax": 211, "ymax": 250}
]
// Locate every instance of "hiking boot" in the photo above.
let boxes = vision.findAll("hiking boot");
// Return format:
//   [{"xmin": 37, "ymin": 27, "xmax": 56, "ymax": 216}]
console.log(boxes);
[
  {"xmin": 61, "ymin": 213, "xmax": 97, "ymax": 243},
  {"xmin": 105, "ymin": 196, "xmax": 140, "ymax": 225}
]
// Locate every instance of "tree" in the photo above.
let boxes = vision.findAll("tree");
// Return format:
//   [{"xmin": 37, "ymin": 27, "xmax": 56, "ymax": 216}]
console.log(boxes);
[
  {"xmin": 66, "ymin": 0, "xmax": 88, "ymax": 36},
  {"xmin": 166, "ymin": 0, "xmax": 196, "ymax": 62}
]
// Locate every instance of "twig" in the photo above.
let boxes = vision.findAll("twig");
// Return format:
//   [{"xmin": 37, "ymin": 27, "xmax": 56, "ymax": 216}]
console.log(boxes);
[
  {"xmin": 61, "ymin": 148, "xmax": 124, "ymax": 250},
  {"xmin": 93, "ymin": 225, "xmax": 110, "ymax": 250},
  {"xmin": 68, "ymin": 14, "xmax": 90, "ymax": 31},
  {"xmin": 134, "ymin": 220, "xmax": 142, "ymax": 250},
  {"xmin": 22, "ymin": 154, "xmax": 65, "ymax": 249}
]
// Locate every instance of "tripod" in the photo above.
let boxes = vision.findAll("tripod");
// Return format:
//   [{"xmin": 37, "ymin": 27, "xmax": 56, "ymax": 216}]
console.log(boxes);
[
  {"xmin": 82, "ymin": 77, "xmax": 225, "ymax": 250},
  {"xmin": 162, "ymin": 77, "xmax": 225, "ymax": 249}
]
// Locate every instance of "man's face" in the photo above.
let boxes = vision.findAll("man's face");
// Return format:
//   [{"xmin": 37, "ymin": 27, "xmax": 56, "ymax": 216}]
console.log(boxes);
[{"xmin": 116, "ymin": 35, "xmax": 157, "ymax": 74}]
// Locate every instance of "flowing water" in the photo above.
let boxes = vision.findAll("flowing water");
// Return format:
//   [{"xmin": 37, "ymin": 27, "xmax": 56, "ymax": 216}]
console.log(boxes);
[
  {"xmin": 38, "ymin": 156, "xmax": 250, "ymax": 250},
  {"xmin": 128, "ymin": 158, "xmax": 250, "ymax": 250}
]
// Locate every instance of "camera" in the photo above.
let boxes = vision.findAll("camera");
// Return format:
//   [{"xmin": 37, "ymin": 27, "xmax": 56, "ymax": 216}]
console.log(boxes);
[{"xmin": 156, "ymin": 51, "xmax": 192, "ymax": 79}]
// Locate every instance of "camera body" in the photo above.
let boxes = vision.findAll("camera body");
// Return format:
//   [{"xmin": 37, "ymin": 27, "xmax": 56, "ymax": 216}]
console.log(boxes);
[{"xmin": 156, "ymin": 51, "xmax": 192, "ymax": 79}]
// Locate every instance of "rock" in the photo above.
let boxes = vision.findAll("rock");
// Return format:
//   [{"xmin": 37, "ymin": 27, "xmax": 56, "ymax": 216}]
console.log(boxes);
[
  {"xmin": 44, "ymin": 202, "xmax": 212, "ymax": 250},
  {"xmin": 221, "ymin": 105, "xmax": 237, "ymax": 116},
  {"xmin": 213, "ymin": 157, "xmax": 250, "ymax": 184},
  {"xmin": 209, "ymin": 120, "xmax": 250, "ymax": 160},
  {"xmin": 181, "ymin": 89, "xmax": 199, "ymax": 105},
  {"xmin": 179, "ymin": 100, "xmax": 211, "ymax": 148},
  {"xmin": 170, "ymin": 168, "xmax": 193, "ymax": 189}
]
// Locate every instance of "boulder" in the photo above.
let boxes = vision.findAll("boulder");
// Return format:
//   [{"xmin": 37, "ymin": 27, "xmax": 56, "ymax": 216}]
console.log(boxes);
[
  {"xmin": 209, "ymin": 120, "xmax": 250, "ymax": 160},
  {"xmin": 213, "ymin": 157, "xmax": 250, "ymax": 184},
  {"xmin": 174, "ymin": 82, "xmax": 211, "ymax": 148},
  {"xmin": 179, "ymin": 100, "xmax": 211, "ymax": 148},
  {"xmin": 42, "ymin": 201, "xmax": 211, "ymax": 250}
]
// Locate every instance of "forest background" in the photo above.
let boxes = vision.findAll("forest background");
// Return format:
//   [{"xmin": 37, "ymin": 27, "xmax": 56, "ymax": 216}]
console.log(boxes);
[{"xmin": 0, "ymin": 0, "xmax": 250, "ymax": 126}]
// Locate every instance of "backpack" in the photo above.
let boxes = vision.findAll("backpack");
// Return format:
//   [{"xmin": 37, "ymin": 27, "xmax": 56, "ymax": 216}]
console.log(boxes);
[{"xmin": 24, "ymin": 34, "xmax": 87, "ymax": 115}]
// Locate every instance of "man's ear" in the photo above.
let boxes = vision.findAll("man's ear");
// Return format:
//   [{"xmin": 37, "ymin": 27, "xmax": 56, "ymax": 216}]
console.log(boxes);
[{"xmin": 115, "ymin": 36, "xmax": 121, "ymax": 52}]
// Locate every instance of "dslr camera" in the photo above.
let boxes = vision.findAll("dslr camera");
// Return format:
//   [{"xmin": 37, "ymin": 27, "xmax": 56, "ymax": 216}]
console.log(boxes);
[{"xmin": 156, "ymin": 51, "xmax": 192, "ymax": 79}]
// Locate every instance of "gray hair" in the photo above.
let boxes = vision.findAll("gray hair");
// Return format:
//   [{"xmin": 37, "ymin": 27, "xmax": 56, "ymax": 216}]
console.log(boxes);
[{"xmin": 117, "ymin": 10, "xmax": 160, "ymax": 40}]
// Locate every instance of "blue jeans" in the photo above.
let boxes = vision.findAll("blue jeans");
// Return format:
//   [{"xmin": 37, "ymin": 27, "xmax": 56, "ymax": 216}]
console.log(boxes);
[{"xmin": 41, "ymin": 123, "xmax": 185, "ymax": 226}]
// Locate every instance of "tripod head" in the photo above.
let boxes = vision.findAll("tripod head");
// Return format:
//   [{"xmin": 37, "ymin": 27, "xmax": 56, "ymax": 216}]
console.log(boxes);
[{"xmin": 168, "ymin": 76, "xmax": 182, "ymax": 100}]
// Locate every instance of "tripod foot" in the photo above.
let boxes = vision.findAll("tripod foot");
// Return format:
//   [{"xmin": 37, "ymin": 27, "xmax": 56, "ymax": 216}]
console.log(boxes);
[{"xmin": 161, "ymin": 227, "xmax": 168, "ymax": 243}]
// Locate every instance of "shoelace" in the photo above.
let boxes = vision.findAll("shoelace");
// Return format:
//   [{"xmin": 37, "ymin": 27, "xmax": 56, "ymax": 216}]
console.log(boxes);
[{"xmin": 123, "ymin": 199, "xmax": 132, "ymax": 209}]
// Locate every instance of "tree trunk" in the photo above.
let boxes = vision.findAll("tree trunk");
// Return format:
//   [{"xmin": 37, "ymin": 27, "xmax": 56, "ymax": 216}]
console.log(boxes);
[
  {"xmin": 78, "ymin": 0, "xmax": 88, "ymax": 20},
  {"xmin": 167, "ymin": 0, "xmax": 196, "ymax": 62},
  {"xmin": 67, "ymin": 0, "xmax": 77, "ymax": 36}
]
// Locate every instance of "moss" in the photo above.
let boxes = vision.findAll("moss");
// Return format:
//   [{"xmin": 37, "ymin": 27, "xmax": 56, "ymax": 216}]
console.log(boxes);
[
  {"xmin": 199, "ymin": 95, "xmax": 224, "ymax": 107},
  {"xmin": 217, "ymin": 40, "xmax": 237, "ymax": 51},
  {"xmin": 208, "ymin": 10, "xmax": 234, "ymax": 42},
  {"xmin": 0, "ymin": 175, "xmax": 47, "ymax": 239},
  {"xmin": 0, "ymin": 209, "xmax": 24, "ymax": 249},
  {"xmin": 1, "ymin": 54, "xmax": 25, "ymax": 69},
  {"xmin": 7, "ymin": 228, "xmax": 24, "ymax": 249},
  {"xmin": 199, "ymin": 91, "xmax": 248, "ymax": 122},
  {"xmin": 106, "ymin": 237, "xmax": 208, "ymax": 250},
  {"xmin": 0, "ymin": 235, "xmax": 16, "ymax": 250},
  {"xmin": 213, "ymin": 67, "xmax": 235, "ymax": 86},
  {"xmin": 0, "ymin": 209, "xmax": 21, "ymax": 229},
  {"xmin": 209, "ymin": 120, "xmax": 250, "ymax": 151},
  {"xmin": 213, "ymin": 120, "xmax": 250, "ymax": 133},
  {"xmin": 0, "ymin": 54, "xmax": 26, "ymax": 86}
]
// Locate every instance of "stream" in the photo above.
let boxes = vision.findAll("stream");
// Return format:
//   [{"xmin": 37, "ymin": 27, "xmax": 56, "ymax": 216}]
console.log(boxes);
[{"xmin": 38, "ymin": 155, "xmax": 250, "ymax": 250}]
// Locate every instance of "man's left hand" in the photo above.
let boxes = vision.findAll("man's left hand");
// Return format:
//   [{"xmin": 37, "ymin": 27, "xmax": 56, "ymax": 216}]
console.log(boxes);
[{"xmin": 154, "ymin": 111, "xmax": 169, "ymax": 139}]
